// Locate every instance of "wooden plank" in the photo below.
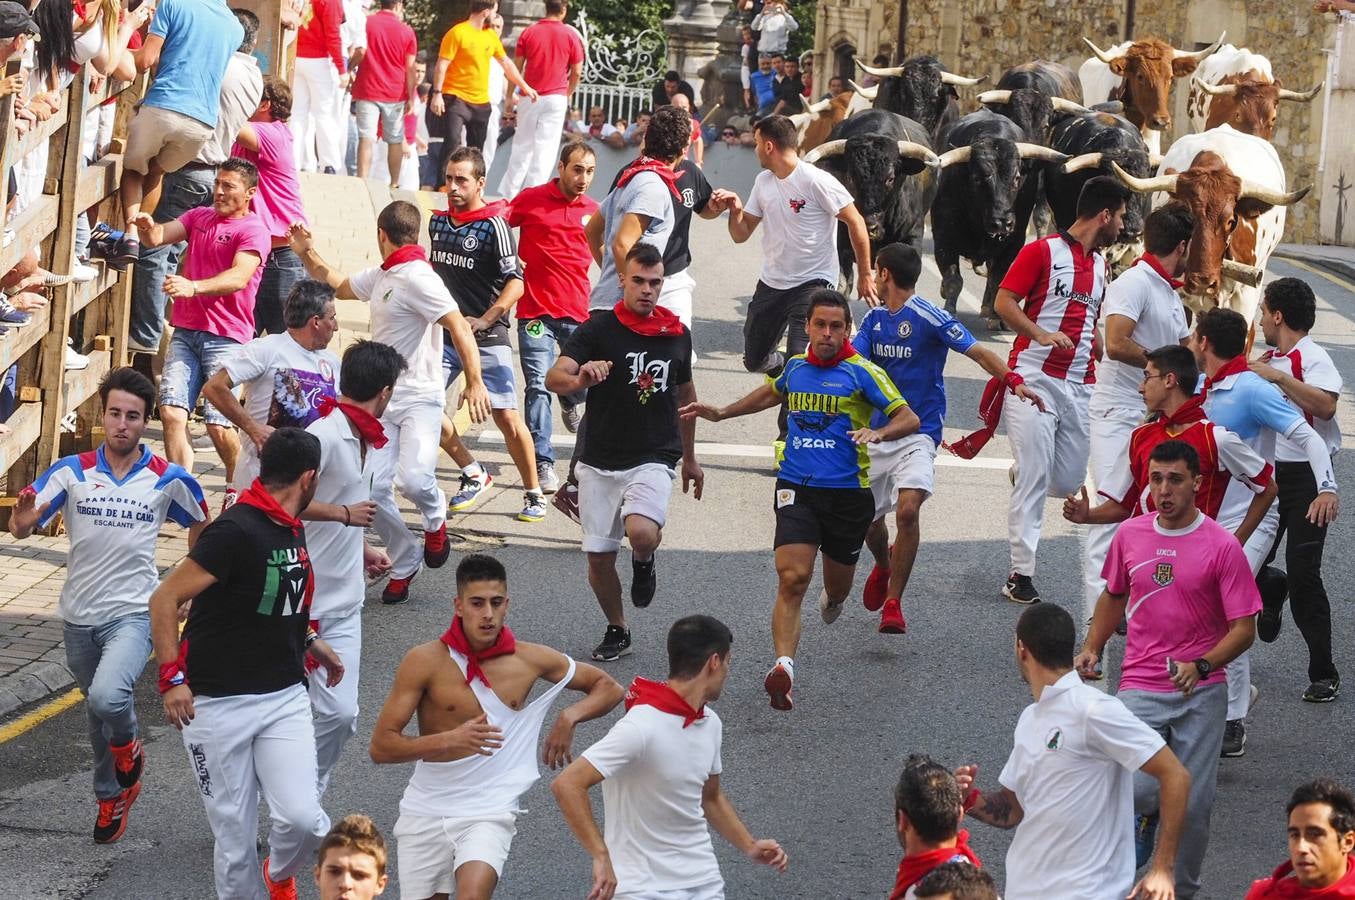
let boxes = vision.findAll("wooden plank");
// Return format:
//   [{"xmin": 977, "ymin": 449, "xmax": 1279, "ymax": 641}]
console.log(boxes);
[
  {"xmin": 0, "ymin": 401, "xmax": 41, "ymax": 475},
  {"xmin": 9, "ymin": 105, "xmax": 70, "ymax": 167},
  {"xmin": 73, "ymin": 154, "xmax": 123, "ymax": 215},
  {"xmin": 60, "ymin": 349, "xmax": 111, "ymax": 419},
  {"xmin": 0, "ymin": 194, "xmax": 59, "ymax": 274},
  {"xmin": 67, "ymin": 262, "xmax": 123, "ymax": 318},
  {"xmin": 0, "ymin": 57, "xmax": 20, "ymax": 212},
  {"xmin": 0, "ymin": 306, "xmax": 52, "ymax": 371}
]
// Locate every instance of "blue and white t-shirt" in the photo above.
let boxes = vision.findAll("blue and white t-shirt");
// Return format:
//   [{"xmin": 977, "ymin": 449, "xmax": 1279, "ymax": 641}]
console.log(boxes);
[{"xmin": 32, "ymin": 445, "xmax": 208, "ymax": 625}]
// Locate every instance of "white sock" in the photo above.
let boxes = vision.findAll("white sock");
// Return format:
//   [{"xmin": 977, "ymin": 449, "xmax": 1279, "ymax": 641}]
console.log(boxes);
[
  {"xmin": 463, "ymin": 461, "xmax": 486, "ymax": 480},
  {"xmin": 775, "ymin": 656, "xmax": 794, "ymax": 678}
]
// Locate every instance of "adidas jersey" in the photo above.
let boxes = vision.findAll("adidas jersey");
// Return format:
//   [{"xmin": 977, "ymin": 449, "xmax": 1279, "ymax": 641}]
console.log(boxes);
[
  {"xmin": 428, "ymin": 210, "xmax": 521, "ymax": 348},
  {"xmin": 32, "ymin": 445, "xmax": 207, "ymax": 625},
  {"xmin": 770, "ymin": 351, "xmax": 908, "ymax": 488},
  {"xmin": 852, "ymin": 296, "xmax": 976, "ymax": 443},
  {"xmin": 1000, "ymin": 232, "xmax": 1107, "ymax": 384}
]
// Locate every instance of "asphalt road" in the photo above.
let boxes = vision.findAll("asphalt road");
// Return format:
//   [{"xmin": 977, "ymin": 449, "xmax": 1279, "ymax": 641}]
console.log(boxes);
[{"xmin": 1, "ymin": 219, "xmax": 1353, "ymax": 900}]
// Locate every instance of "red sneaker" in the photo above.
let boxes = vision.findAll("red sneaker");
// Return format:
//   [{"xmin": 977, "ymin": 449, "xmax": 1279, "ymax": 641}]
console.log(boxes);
[
  {"xmin": 764, "ymin": 662, "xmax": 794, "ymax": 711},
  {"xmin": 93, "ymin": 782, "xmax": 140, "ymax": 844},
  {"xmin": 109, "ymin": 737, "xmax": 143, "ymax": 789},
  {"xmin": 263, "ymin": 857, "xmax": 298, "ymax": 900},
  {"xmin": 879, "ymin": 598, "xmax": 907, "ymax": 634},
  {"xmin": 423, "ymin": 523, "xmax": 451, "ymax": 568},
  {"xmin": 382, "ymin": 571, "xmax": 416, "ymax": 605},
  {"xmin": 863, "ymin": 553, "xmax": 891, "ymax": 612}
]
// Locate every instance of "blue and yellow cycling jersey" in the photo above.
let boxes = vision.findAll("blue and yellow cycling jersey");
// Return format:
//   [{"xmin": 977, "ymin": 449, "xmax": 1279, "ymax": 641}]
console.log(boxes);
[{"xmin": 770, "ymin": 351, "xmax": 908, "ymax": 488}]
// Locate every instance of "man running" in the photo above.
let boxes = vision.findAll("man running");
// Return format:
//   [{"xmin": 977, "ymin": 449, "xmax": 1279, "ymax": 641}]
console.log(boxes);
[
  {"xmin": 9, "ymin": 368, "xmax": 208, "ymax": 845},
  {"xmin": 553, "ymin": 615, "xmax": 789, "ymax": 899},
  {"xmin": 369, "ymin": 553, "xmax": 623, "ymax": 900},
  {"xmin": 150, "ymin": 427, "xmax": 344, "ymax": 900},
  {"xmin": 888, "ymin": 755, "xmax": 984, "ymax": 899},
  {"xmin": 681, "ymin": 289, "xmax": 919, "ymax": 710},
  {"xmin": 315, "ymin": 814, "xmax": 390, "ymax": 900},
  {"xmin": 289, "ymin": 202, "xmax": 491, "ymax": 605},
  {"xmin": 853, "ymin": 243, "xmax": 1044, "ymax": 634}
]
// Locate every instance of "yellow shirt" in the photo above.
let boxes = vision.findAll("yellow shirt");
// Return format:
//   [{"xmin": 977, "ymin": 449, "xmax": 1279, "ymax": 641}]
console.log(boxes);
[{"xmin": 438, "ymin": 20, "xmax": 506, "ymax": 105}]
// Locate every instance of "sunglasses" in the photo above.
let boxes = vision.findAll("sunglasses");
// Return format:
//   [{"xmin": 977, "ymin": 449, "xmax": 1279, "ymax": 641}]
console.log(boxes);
[{"xmin": 722, "ymin": 131, "xmax": 737, "ymax": 137}]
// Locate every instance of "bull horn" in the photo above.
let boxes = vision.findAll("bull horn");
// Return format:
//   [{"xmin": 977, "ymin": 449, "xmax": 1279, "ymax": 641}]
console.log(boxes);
[
  {"xmin": 802, "ymin": 140, "xmax": 847, "ymax": 165},
  {"xmin": 1173, "ymin": 32, "xmax": 1226, "ymax": 61},
  {"xmin": 1050, "ymin": 97, "xmax": 1092, "ymax": 114},
  {"xmin": 848, "ymin": 79, "xmax": 879, "ymax": 100},
  {"xmin": 1192, "ymin": 77, "xmax": 1236, "ymax": 97},
  {"xmin": 807, "ymin": 96, "xmax": 834, "ymax": 113},
  {"xmin": 1110, "ymin": 160, "xmax": 1179, "ymax": 194},
  {"xmin": 855, "ymin": 57, "xmax": 905, "ymax": 78},
  {"xmin": 788, "ymin": 111, "xmax": 814, "ymax": 130},
  {"xmin": 1278, "ymin": 82, "xmax": 1324, "ymax": 102},
  {"xmin": 898, "ymin": 141, "xmax": 941, "ymax": 167},
  {"xmin": 1238, "ymin": 180, "xmax": 1311, "ymax": 207},
  {"xmin": 1220, "ymin": 258, "xmax": 1264, "ymax": 288},
  {"xmin": 1016, "ymin": 143, "xmax": 1069, "ymax": 163},
  {"xmin": 976, "ymin": 90, "xmax": 1012, "ymax": 105},
  {"xmin": 936, "ymin": 146, "xmax": 973, "ymax": 168},
  {"xmin": 1062, "ymin": 152, "xmax": 1104, "ymax": 173},
  {"xmin": 1083, "ymin": 37, "xmax": 1120, "ymax": 64},
  {"xmin": 940, "ymin": 70, "xmax": 986, "ymax": 87}
]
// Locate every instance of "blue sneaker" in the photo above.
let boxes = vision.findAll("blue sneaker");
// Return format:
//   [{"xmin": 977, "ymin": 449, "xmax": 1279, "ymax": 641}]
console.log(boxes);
[
  {"xmin": 449, "ymin": 471, "xmax": 493, "ymax": 511},
  {"xmin": 517, "ymin": 491, "xmax": 547, "ymax": 522}
]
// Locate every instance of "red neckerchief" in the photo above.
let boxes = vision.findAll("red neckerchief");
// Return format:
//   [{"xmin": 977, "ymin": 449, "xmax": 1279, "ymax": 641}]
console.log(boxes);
[
  {"xmin": 318, "ymin": 396, "xmax": 389, "ymax": 449},
  {"xmin": 381, "ymin": 244, "xmax": 428, "ymax": 270},
  {"xmin": 944, "ymin": 376, "xmax": 1007, "ymax": 460},
  {"xmin": 440, "ymin": 198, "xmax": 510, "ymax": 224},
  {"xmin": 440, "ymin": 616, "xmax": 517, "ymax": 687},
  {"xmin": 1203, "ymin": 354, "xmax": 1250, "ymax": 392},
  {"xmin": 1262, "ymin": 346, "xmax": 1312, "ymax": 424},
  {"xmin": 889, "ymin": 831, "xmax": 983, "ymax": 899},
  {"xmin": 807, "ymin": 343, "xmax": 858, "ymax": 368},
  {"xmin": 1254, "ymin": 856, "xmax": 1355, "ymax": 897},
  {"xmin": 1160, "ymin": 392, "xmax": 1208, "ymax": 428},
  {"xmin": 624, "ymin": 676, "xmax": 706, "ymax": 727},
  {"xmin": 1135, "ymin": 253, "xmax": 1183, "ymax": 289},
  {"xmin": 236, "ymin": 478, "xmax": 304, "ymax": 535},
  {"xmin": 614, "ymin": 300, "xmax": 685, "ymax": 336},
  {"xmin": 615, "ymin": 156, "xmax": 683, "ymax": 201}
]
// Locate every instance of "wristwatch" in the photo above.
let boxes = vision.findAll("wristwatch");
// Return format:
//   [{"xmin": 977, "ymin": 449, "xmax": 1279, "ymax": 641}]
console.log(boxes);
[{"xmin": 1193, "ymin": 658, "xmax": 1213, "ymax": 677}]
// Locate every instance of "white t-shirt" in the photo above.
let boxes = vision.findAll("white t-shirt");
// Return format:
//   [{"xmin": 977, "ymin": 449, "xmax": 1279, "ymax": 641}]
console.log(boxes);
[
  {"xmin": 340, "ymin": 0, "xmax": 368, "ymax": 56},
  {"xmin": 349, "ymin": 259, "xmax": 459, "ymax": 406},
  {"xmin": 1091, "ymin": 259, "xmax": 1190, "ymax": 415},
  {"xmin": 304, "ymin": 410, "xmax": 377, "ymax": 618},
  {"xmin": 589, "ymin": 171, "xmax": 675, "ymax": 310},
  {"xmin": 999, "ymin": 671, "xmax": 1165, "ymax": 900},
  {"xmin": 1268, "ymin": 335, "xmax": 1343, "ymax": 463},
  {"xmin": 745, "ymin": 162, "xmax": 853, "ymax": 290},
  {"xmin": 581, "ymin": 705, "xmax": 724, "ymax": 896}
]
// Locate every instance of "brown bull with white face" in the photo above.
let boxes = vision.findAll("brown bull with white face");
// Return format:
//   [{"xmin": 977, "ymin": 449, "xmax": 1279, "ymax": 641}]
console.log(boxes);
[{"xmin": 1190, "ymin": 73, "xmax": 1322, "ymax": 139}]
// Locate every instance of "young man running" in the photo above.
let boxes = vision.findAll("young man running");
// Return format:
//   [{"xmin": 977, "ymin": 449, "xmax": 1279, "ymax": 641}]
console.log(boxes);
[
  {"xmin": 553, "ymin": 615, "xmax": 789, "ymax": 899},
  {"xmin": 429, "ymin": 146, "xmax": 545, "ymax": 522},
  {"xmin": 316, "ymin": 814, "xmax": 390, "ymax": 900},
  {"xmin": 369, "ymin": 553, "xmax": 623, "ymax": 900},
  {"xmin": 9, "ymin": 368, "xmax": 208, "ymax": 845},
  {"xmin": 681, "ymin": 290, "xmax": 919, "ymax": 710},
  {"xmin": 546, "ymin": 244, "xmax": 703, "ymax": 661},
  {"xmin": 853, "ymin": 243, "xmax": 1044, "ymax": 634},
  {"xmin": 289, "ymin": 202, "xmax": 491, "ymax": 605},
  {"xmin": 888, "ymin": 755, "xmax": 983, "ymax": 900}
]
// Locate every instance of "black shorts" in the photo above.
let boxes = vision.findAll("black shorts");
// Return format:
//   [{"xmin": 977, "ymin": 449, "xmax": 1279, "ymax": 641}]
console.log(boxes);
[{"xmin": 772, "ymin": 479, "xmax": 874, "ymax": 566}]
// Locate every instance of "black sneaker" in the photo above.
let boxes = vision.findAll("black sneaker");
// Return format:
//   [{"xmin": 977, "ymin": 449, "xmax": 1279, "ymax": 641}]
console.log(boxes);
[
  {"xmin": 631, "ymin": 555, "xmax": 657, "ymax": 608},
  {"xmin": 93, "ymin": 783, "xmax": 140, "ymax": 844},
  {"xmin": 1003, "ymin": 573, "xmax": 1040, "ymax": 605},
  {"xmin": 591, "ymin": 625, "xmax": 632, "ymax": 661},
  {"xmin": 1255, "ymin": 566, "xmax": 1288, "ymax": 643},
  {"xmin": 1221, "ymin": 719, "xmax": 1246, "ymax": 758},
  {"xmin": 1304, "ymin": 678, "xmax": 1341, "ymax": 703}
]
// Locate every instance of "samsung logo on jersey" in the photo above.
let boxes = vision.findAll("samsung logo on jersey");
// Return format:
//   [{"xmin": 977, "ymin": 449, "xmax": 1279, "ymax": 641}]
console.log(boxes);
[
  {"xmin": 873, "ymin": 343, "xmax": 912, "ymax": 359},
  {"xmin": 431, "ymin": 249, "xmax": 475, "ymax": 269}
]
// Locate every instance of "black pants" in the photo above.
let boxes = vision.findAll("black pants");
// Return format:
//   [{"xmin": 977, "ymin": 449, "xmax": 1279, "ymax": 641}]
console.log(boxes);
[
  {"xmin": 1264, "ymin": 461, "xmax": 1337, "ymax": 682},
  {"xmin": 743, "ymin": 279, "xmax": 828, "ymax": 440},
  {"xmin": 434, "ymin": 94, "xmax": 491, "ymax": 171}
]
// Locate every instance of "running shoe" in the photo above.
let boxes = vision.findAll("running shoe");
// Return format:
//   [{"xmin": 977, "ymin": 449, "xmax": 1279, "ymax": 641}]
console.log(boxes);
[
  {"xmin": 764, "ymin": 662, "xmax": 794, "ymax": 711},
  {"xmin": 591, "ymin": 625, "xmax": 632, "ymax": 661},
  {"xmin": 632, "ymin": 555, "xmax": 657, "ymax": 608},
  {"xmin": 552, "ymin": 481, "xmax": 581, "ymax": 524},
  {"xmin": 93, "ymin": 782, "xmax": 140, "ymax": 844},
  {"xmin": 448, "ymin": 471, "xmax": 493, "ymax": 511},
  {"xmin": 536, "ymin": 461, "xmax": 561, "ymax": 495},
  {"xmin": 262, "ymin": 857, "xmax": 298, "ymax": 900},
  {"xmin": 382, "ymin": 571, "xmax": 416, "ymax": 605},
  {"xmin": 518, "ymin": 491, "xmax": 547, "ymax": 523},
  {"xmin": 41, "ymin": 263, "xmax": 98, "ymax": 286},
  {"xmin": 220, "ymin": 488, "xmax": 238, "ymax": 514},
  {"xmin": 1003, "ymin": 572, "xmax": 1041, "ymax": 605},
  {"xmin": 878, "ymin": 597, "xmax": 907, "ymax": 634},
  {"xmin": 423, "ymin": 523, "xmax": 451, "ymax": 568},
  {"xmin": 109, "ymin": 738, "xmax": 143, "ymax": 790},
  {"xmin": 1304, "ymin": 677, "xmax": 1341, "ymax": 703},
  {"xmin": 65, "ymin": 340, "xmax": 90, "ymax": 371},
  {"xmin": 0, "ymin": 293, "xmax": 31, "ymax": 325},
  {"xmin": 863, "ymin": 557, "xmax": 890, "ymax": 612},
  {"xmin": 755, "ymin": 350, "xmax": 785, "ymax": 375},
  {"xmin": 1220, "ymin": 719, "xmax": 1246, "ymax": 758},
  {"xmin": 819, "ymin": 587, "xmax": 844, "ymax": 624},
  {"xmin": 561, "ymin": 402, "xmax": 582, "ymax": 434},
  {"xmin": 1255, "ymin": 565, "xmax": 1289, "ymax": 643}
]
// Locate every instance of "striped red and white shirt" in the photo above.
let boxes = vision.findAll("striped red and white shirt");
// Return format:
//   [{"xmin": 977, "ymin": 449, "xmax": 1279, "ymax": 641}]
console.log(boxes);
[{"xmin": 1000, "ymin": 232, "xmax": 1108, "ymax": 384}]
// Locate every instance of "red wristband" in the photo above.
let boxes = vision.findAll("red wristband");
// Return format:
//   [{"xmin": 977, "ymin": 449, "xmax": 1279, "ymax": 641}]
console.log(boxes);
[
  {"xmin": 157, "ymin": 660, "xmax": 186, "ymax": 694},
  {"xmin": 1003, "ymin": 371, "xmax": 1025, "ymax": 393},
  {"xmin": 963, "ymin": 788, "xmax": 981, "ymax": 811}
]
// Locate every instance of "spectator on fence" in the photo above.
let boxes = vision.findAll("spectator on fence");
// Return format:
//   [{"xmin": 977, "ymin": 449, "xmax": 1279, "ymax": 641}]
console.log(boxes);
[
  {"xmin": 498, "ymin": 0, "xmax": 584, "ymax": 196},
  {"xmin": 740, "ymin": 25, "xmax": 755, "ymax": 109},
  {"xmin": 566, "ymin": 105, "xmax": 585, "ymax": 134},
  {"xmin": 481, "ymin": 12, "xmax": 509, "ymax": 172},
  {"xmin": 720, "ymin": 125, "xmax": 740, "ymax": 147},
  {"xmin": 825, "ymin": 75, "xmax": 845, "ymax": 100},
  {"xmin": 624, "ymin": 109, "xmax": 651, "ymax": 147},
  {"xmin": 772, "ymin": 55, "xmax": 804, "ymax": 115},
  {"xmin": 292, "ymin": 0, "xmax": 347, "ymax": 174},
  {"xmin": 748, "ymin": 54, "xmax": 777, "ymax": 117},
  {"xmin": 131, "ymin": 158, "xmax": 271, "ymax": 501},
  {"xmin": 751, "ymin": 0, "xmax": 797, "ymax": 56},
  {"xmin": 800, "ymin": 52, "xmax": 813, "ymax": 97},
  {"xmin": 585, "ymin": 105, "xmax": 625, "ymax": 149},
  {"xmin": 350, "ymin": 0, "xmax": 417, "ymax": 187},
  {"xmin": 650, "ymin": 68, "xmax": 695, "ymax": 111},
  {"xmin": 231, "ymin": 77, "xmax": 309, "ymax": 337},
  {"xmin": 127, "ymin": 7, "xmax": 262, "ymax": 359},
  {"xmin": 671, "ymin": 93, "xmax": 703, "ymax": 168}
]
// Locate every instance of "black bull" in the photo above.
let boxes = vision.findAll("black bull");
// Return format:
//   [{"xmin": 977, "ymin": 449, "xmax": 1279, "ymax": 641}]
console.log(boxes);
[{"xmin": 1044, "ymin": 109, "xmax": 1154, "ymax": 247}]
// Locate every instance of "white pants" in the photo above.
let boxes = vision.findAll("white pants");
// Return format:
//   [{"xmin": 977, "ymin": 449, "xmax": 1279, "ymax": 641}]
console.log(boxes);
[
  {"xmin": 657, "ymin": 268, "xmax": 696, "ymax": 328},
  {"xmin": 1006, "ymin": 372, "xmax": 1092, "ymax": 576},
  {"xmin": 1082, "ymin": 406, "xmax": 1142, "ymax": 622},
  {"xmin": 181, "ymin": 684, "xmax": 330, "ymax": 900},
  {"xmin": 310, "ymin": 608, "xmax": 361, "ymax": 798},
  {"xmin": 373, "ymin": 395, "xmax": 448, "ymax": 579},
  {"xmin": 1224, "ymin": 504, "xmax": 1279, "ymax": 720},
  {"xmin": 499, "ymin": 93, "xmax": 568, "ymax": 196},
  {"xmin": 291, "ymin": 57, "xmax": 344, "ymax": 173}
]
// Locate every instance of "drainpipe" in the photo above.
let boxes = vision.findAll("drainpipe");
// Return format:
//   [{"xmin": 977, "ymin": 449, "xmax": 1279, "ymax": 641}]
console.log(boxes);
[
  {"xmin": 1124, "ymin": 0, "xmax": 1136, "ymax": 41},
  {"xmin": 897, "ymin": 0, "xmax": 909, "ymax": 60},
  {"xmin": 1318, "ymin": 18, "xmax": 1342, "ymax": 176}
]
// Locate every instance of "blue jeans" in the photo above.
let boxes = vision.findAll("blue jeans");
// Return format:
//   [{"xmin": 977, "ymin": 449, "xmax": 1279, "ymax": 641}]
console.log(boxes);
[
  {"xmin": 64, "ymin": 613, "xmax": 152, "ymax": 800},
  {"xmin": 253, "ymin": 246, "xmax": 305, "ymax": 337},
  {"xmin": 518, "ymin": 316, "xmax": 583, "ymax": 466},
  {"xmin": 128, "ymin": 166, "xmax": 216, "ymax": 352},
  {"xmin": 159, "ymin": 328, "xmax": 241, "ymax": 425}
]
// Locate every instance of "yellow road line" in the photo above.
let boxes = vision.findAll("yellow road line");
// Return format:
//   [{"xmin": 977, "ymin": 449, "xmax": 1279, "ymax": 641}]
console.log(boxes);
[
  {"xmin": 0, "ymin": 687, "xmax": 83, "ymax": 743},
  {"xmin": 1275, "ymin": 256, "xmax": 1355, "ymax": 295}
]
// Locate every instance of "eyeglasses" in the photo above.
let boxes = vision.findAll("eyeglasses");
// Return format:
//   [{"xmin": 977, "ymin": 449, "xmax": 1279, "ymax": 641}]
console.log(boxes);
[{"xmin": 1141, "ymin": 373, "xmax": 1167, "ymax": 383}]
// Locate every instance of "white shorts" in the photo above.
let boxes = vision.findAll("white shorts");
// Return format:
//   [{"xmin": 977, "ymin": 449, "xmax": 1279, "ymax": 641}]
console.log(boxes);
[
  {"xmin": 868, "ymin": 433, "xmax": 937, "ymax": 517},
  {"xmin": 393, "ymin": 811, "xmax": 518, "ymax": 898},
  {"xmin": 617, "ymin": 881, "xmax": 725, "ymax": 900},
  {"xmin": 578, "ymin": 461, "xmax": 675, "ymax": 554}
]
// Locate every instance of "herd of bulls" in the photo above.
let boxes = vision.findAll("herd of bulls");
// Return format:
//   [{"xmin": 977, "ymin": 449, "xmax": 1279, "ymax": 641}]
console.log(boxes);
[{"xmin": 789, "ymin": 34, "xmax": 1317, "ymax": 330}]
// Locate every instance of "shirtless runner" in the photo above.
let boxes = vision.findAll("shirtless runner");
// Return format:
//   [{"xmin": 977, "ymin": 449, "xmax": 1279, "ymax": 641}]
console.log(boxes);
[{"xmin": 369, "ymin": 553, "xmax": 624, "ymax": 900}]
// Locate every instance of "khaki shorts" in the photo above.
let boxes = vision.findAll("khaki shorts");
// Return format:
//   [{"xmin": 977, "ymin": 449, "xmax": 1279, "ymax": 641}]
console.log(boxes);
[{"xmin": 123, "ymin": 105, "xmax": 214, "ymax": 175}]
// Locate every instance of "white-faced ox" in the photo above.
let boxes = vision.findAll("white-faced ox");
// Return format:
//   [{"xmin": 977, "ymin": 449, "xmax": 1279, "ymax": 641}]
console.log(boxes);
[{"xmin": 1187, "ymin": 44, "xmax": 1322, "ymax": 139}]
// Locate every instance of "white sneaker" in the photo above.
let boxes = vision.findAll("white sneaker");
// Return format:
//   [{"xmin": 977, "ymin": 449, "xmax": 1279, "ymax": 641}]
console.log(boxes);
[
  {"xmin": 819, "ymin": 588, "xmax": 844, "ymax": 624},
  {"xmin": 71, "ymin": 262, "xmax": 98, "ymax": 283},
  {"xmin": 64, "ymin": 338, "xmax": 89, "ymax": 371}
]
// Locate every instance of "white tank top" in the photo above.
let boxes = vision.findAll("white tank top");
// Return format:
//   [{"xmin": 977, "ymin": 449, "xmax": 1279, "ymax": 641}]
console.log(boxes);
[{"xmin": 398, "ymin": 648, "xmax": 576, "ymax": 819}]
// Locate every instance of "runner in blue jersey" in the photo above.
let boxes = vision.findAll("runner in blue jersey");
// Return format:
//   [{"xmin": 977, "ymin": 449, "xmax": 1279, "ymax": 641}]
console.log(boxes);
[
  {"xmin": 682, "ymin": 289, "xmax": 920, "ymax": 711},
  {"xmin": 852, "ymin": 244, "xmax": 1045, "ymax": 634}
]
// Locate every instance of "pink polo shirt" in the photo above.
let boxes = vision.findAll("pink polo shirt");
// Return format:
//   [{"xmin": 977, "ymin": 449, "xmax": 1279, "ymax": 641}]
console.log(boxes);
[
  {"xmin": 232, "ymin": 121, "xmax": 308, "ymax": 242},
  {"xmin": 171, "ymin": 206, "xmax": 273, "ymax": 344}
]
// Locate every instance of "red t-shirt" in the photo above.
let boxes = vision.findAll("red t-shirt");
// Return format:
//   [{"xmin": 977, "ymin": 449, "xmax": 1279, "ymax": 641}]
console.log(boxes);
[
  {"xmin": 296, "ymin": 0, "xmax": 345, "ymax": 70},
  {"xmin": 1247, "ymin": 857, "xmax": 1355, "ymax": 898},
  {"xmin": 513, "ymin": 18, "xmax": 583, "ymax": 96},
  {"xmin": 352, "ymin": 10, "xmax": 417, "ymax": 103},
  {"xmin": 999, "ymin": 233, "xmax": 1107, "ymax": 384},
  {"xmin": 505, "ymin": 179, "xmax": 599, "ymax": 321}
]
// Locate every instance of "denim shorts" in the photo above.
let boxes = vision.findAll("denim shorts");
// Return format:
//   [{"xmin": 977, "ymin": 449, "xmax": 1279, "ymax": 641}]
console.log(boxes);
[
  {"xmin": 354, "ymin": 99, "xmax": 405, "ymax": 143},
  {"xmin": 443, "ymin": 341, "xmax": 517, "ymax": 409},
  {"xmin": 158, "ymin": 327, "xmax": 241, "ymax": 425}
]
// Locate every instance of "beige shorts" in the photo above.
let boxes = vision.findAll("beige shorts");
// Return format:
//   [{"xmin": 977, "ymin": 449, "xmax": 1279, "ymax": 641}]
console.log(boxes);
[
  {"xmin": 393, "ymin": 811, "xmax": 518, "ymax": 898},
  {"xmin": 123, "ymin": 105, "xmax": 214, "ymax": 175},
  {"xmin": 577, "ymin": 462, "xmax": 675, "ymax": 554}
]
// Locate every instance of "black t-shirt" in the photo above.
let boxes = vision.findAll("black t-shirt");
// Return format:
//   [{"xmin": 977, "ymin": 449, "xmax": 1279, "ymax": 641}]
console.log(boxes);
[
  {"xmin": 182, "ymin": 504, "xmax": 313, "ymax": 698},
  {"xmin": 651, "ymin": 79, "xmax": 695, "ymax": 110},
  {"xmin": 608, "ymin": 160, "xmax": 710, "ymax": 275},
  {"xmin": 562, "ymin": 311, "xmax": 693, "ymax": 470},
  {"xmin": 776, "ymin": 75, "xmax": 804, "ymax": 107},
  {"xmin": 428, "ymin": 211, "xmax": 522, "ymax": 349}
]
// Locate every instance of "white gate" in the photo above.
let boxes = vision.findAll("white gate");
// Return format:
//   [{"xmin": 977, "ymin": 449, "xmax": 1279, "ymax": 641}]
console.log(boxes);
[{"xmin": 572, "ymin": 10, "xmax": 666, "ymax": 122}]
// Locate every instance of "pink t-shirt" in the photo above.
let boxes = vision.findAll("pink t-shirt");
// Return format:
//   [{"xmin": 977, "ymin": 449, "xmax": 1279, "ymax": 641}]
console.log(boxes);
[
  {"xmin": 172, "ymin": 206, "xmax": 272, "ymax": 344},
  {"xmin": 514, "ymin": 19, "xmax": 583, "ymax": 96},
  {"xmin": 1103, "ymin": 512, "xmax": 1261, "ymax": 694},
  {"xmin": 232, "ymin": 121, "xmax": 308, "ymax": 241}
]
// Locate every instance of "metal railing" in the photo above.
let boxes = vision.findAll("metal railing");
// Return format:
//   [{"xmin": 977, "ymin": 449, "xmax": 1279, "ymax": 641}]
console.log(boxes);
[{"xmin": 572, "ymin": 83, "xmax": 653, "ymax": 126}]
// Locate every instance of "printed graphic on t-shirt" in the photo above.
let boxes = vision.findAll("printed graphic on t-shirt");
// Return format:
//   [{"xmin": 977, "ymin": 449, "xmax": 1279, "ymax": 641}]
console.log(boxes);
[
  {"xmin": 626, "ymin": 351, "xmax": 672, "ymax": 404},
  {"xmin": 268, "ymin": 365, "xmax": 337, "ymax": 430},
  {"xmin": 788, "ymin": 198, "xmax": 807, "ymax": 213},
  {"xmin": 259, "ymin": 546, "xmax": 312, "ymax": 617}
]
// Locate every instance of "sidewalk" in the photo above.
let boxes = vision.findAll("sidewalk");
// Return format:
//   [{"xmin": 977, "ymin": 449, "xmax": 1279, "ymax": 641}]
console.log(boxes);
[
  {"xmin": 0, "ymin": 174, "xmax": 454, "ymax": 719},
  {"xmin": 1272, "ymin": 242, "xmax": 1355, "ymax": 283}
]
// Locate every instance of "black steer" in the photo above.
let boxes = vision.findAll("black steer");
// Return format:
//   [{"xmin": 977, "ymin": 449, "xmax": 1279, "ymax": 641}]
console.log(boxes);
[{"xmin": 855, "ymin": 55, "xmax": 983, "ymax": 146}]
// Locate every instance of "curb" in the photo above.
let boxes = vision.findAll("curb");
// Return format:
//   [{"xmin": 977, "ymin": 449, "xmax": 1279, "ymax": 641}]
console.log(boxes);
[
  {"xmin": 0, "ymin": 660, "xmax": 76, "ymax": 719},
  {"xmin": 1272, "ymin": 247, "xmax": 1355, "ymax": 285}
]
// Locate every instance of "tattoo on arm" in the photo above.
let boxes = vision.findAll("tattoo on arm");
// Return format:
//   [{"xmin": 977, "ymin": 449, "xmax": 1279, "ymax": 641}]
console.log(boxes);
[{"xmin": 974, "ymin": 790, "xmax": 1019, "ymax": 828}]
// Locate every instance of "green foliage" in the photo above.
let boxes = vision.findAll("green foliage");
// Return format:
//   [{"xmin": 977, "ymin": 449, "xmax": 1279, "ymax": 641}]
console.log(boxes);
[
  {"xmin": 785, "ymin": 0, "xmax": 815, "ymax": 58},
  {"xmin": 568, "ymin": 0, "xmax": 675, "ymax": 40},
  {"xmin": 402, "ymin": 0, "xmax": 451, "ymax": 50}
]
